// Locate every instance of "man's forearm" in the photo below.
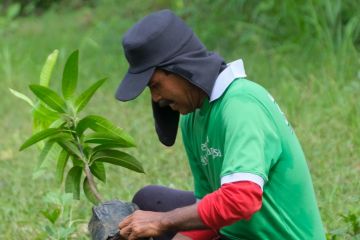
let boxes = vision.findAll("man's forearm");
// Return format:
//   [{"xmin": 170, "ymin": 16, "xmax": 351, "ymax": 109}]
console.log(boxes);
[
  {"xmin": 119, "ymin": 203, "xmax": 209, "ymax": 239},
  {"xmin": 161, "ymin": 203, "xmax": 208, "ymax": 231},
  {"xmin": 119, "ymin": 182, "xmax": 262, "ymax": 239}
]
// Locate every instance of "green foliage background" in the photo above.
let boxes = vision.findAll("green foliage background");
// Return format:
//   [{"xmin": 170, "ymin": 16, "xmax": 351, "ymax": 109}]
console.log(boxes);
[{"xmin": 0, "ymin": 0, "xmax": 359, "ymax": 238}]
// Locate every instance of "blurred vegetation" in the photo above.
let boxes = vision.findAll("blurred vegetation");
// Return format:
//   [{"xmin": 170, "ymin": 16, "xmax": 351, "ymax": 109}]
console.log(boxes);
[
  {"xmin": 0, "ymin": 0, "xmax": 95, "ymax": 15},
  {"xmin": 0, "ymin": 0, "xmax": 359, "ymax": 239}
]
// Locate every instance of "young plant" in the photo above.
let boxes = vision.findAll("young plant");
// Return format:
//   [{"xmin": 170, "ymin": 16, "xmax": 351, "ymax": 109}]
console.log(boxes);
[
  {"xmin": 11, "ymin": 49, "xmax": 143, "ymax": 204},
  {"xmin": 39, "ymin": 191, "xmax": 83, "ymax": 240}
]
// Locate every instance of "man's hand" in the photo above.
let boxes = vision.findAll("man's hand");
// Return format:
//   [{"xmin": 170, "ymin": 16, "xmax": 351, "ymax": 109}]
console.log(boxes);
[
  {"xmin": 119, "ymin": 210, "xmax": 167, "ymax": 240},
  {"xmin": 118, "ymin": 204, "xmax": 207, "ymax": 239}
]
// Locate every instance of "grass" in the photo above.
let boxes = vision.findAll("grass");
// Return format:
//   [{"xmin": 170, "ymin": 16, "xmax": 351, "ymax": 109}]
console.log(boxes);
[{"xmin": 0, "ymin": 0, "xmax": 359, "ymax": 238}]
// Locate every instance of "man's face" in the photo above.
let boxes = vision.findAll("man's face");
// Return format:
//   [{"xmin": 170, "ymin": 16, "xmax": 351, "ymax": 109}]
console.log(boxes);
[{"xmin": 148, "ymin": 69, "xmax": 206, "ymax": 114}]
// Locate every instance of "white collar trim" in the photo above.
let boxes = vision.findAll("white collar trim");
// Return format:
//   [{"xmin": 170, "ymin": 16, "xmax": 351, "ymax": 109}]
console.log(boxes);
[{"xmin": 210, "ymin": 59, "xmax": 246, "ymax": 102}]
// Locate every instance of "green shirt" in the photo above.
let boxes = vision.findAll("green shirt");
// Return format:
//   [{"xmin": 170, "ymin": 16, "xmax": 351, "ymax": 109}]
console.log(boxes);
[{"xmin": 181, "ymin": 78, "xmax": 325, "ymax": 239}]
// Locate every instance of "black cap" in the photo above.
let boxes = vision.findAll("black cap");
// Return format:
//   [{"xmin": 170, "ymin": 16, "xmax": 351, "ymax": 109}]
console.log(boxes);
[
  {"xmin": 116, "ymin": 9, "xmax": 193, "ymax": 101},
  {"xmin": 116, "ymin": 9, "xmax": 225, "ymax": 146}
]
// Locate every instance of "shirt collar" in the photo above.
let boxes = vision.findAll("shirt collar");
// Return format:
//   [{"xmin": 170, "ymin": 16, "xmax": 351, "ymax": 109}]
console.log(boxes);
[{"xmin": 209, "ymin": 59, "xmax": 246, "ymax": 102}]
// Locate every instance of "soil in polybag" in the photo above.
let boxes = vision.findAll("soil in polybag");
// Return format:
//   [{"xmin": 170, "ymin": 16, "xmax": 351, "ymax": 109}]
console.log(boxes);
[{"xmin": 88, "ymin": 200, "xmax": 152, "ymax": 240}]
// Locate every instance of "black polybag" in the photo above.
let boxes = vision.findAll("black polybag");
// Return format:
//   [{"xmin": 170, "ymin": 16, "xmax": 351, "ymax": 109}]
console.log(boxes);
[{"xmin": 88, "ymin": 200, "xmax": 152, "ymax": 240}]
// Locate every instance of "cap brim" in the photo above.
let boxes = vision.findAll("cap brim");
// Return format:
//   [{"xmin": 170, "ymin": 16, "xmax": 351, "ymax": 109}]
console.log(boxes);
[{"xmin": 115, "ymin": 67, "xmax": 155, "ymax": 101}]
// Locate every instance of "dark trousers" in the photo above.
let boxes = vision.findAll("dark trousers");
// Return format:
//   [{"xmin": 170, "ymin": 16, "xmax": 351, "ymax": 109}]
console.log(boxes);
[{"xmin": 132, "ymin": 185, "xmax": 196, "ymax": 240}]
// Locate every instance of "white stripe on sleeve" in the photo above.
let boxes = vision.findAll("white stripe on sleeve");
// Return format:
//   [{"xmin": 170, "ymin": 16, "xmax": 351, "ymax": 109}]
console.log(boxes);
[{"xmin": 221, "ymin": 172, "xmax": 265, "ymax": 190}]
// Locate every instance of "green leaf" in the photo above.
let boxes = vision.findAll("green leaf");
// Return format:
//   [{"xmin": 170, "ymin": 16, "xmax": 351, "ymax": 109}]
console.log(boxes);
[
  {"xmin": 71, "ymin": 156, "xmax": 83, "ymax": 167},
  {"xmin": 90, "ymin": 162, "xmax": 106, "ymax": 183},
  {"xmin": 32, "ymin": 103, "xmax": 60, "ymax": 133},
  {"xmin": 56, "ymin": 149, "xmax": 69, "ymax": 184},
  {"xmin": 85, "ymin": 132, "xmax": 134, "ymax": 148},
  {"xmin": 29, "ymin": 84, "xmax": 67, "ymax": 113},
  {"xmin": 65, "ymin": 166, "xmax": 82, "ymax": 200},
  {"xmin": 57, "ymin": 139, "xmax": 83, "ymax": 159},
  {"xmin": 83, "ymin": 177, "xmax": 100, "ymax": 205},
  {"xmin": 92, "ymin": 149, "xmax": 144, "ymax": 173},
  {"xmin": 37, "ymin": 141, "xmax": 55, "ymax": 168},
  {"xmin": 9, "ymin": 88, "xmax": 34, "ymax": 107},
  {"xmin": 75, "ymin": 78, "xmax": 107, "ymax": 113},
  {"xmin": 48, "ymin": 133, "xmax": 83, "ymax": 158},
  {"xmin": 20, "ymin": 128, "xmax": 63, "ymax": 151},
  {"xmin": 82, "ymin": 144, "xmax": 93, "ymax": 158},
  {"xmin": 93, "ymin": 143, "xmax": 133, "ymax": 153},
  {"xmin": 62, "ymin": 50, "xmax": 79, "ymax": 99},
  {"xmin": 41, "ymin": 207, "xmax": 61, "ymax": 224},
  {"xmin": 40, "ymin": 49, "xmax": 59, "ymax": 87},
  {"xmin": 47, "ymin": 143, "xmax": 62, "ymax": 161},
  {"xmin": 32, "ymin": 102, "xmax": 59, "ymax": 121},
  {"xmin": 76, "ymin": 115, "xmax": 136, "ymax": 147},
  {"xmin": 47, "ymin": 132, "xmax": 72, "ymax": 142},
  {"xmin": 49, "ymin": 118, "xmax": 66, "ymax": 128}
]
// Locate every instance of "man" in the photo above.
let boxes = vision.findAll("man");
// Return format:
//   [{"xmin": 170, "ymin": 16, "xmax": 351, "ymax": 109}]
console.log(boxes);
[{"xmin": 115, "ymin": 9, "xmax": 325, "ymax": 240}]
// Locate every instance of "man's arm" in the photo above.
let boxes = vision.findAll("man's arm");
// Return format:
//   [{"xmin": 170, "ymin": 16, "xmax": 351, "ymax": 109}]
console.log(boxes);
[
  {"xmin": 197, "ymin": 181, "xmax": 262, "ymax": 230},
  {"xmin": 119, "ymin": 181, "xmax": 262, "ymax": 240},
  {"xmin": 119, "ymin": 203, "xmax": 207, "ymax": 240}
]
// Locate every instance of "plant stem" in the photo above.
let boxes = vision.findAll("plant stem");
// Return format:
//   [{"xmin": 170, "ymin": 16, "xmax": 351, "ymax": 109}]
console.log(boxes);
[
  {"xmin": 70, "ymin": 116, "xmax": 103, "ymax": 203},
  {"xmin": 84, "ymin": 163, "xmax": 103, "ymax": 202}
]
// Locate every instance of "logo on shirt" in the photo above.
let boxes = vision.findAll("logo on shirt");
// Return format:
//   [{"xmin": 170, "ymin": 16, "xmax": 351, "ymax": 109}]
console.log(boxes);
[
  {"xmin": 267, "ymin": 93, "xmax": 294, "ymax": 133},
  {"xmin": 200, "ymin": 137, "xmax": 222, "ymax": 166}
]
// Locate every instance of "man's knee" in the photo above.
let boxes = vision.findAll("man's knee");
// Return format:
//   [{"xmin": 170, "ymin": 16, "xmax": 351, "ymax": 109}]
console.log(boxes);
[
  {"xmin": 132, "ymin": 185, "xmax": 165, "ymax": 211},
  {"xmin": 132, "ymin": 185, "xmax": 195, "ymax": 212}
]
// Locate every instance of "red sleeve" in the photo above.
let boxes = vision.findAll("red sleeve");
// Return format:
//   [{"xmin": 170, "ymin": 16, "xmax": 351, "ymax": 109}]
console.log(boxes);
[
  {"xmin": 178, "ymin": 229, "xmax": 219, "ymax": 240},
  {"xmin": 197, "ymin": 181, "xmax": 263, "ymax": 230}
]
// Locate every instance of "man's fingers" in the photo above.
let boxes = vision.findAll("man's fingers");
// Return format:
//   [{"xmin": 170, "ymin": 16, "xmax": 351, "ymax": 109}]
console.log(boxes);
[
  {"xmin": 128, "ymin": 232, "xmax": 136, "ymax": 240},
  {"xmin": 119, "ymin": 210, "xmax": 164, "ymax": 239},
  {"xmin": 128, "ymin": 225, "xmax": 144, "ymax": 240},
  {"xmin": 119, "ymin": 214, "xmax": 132, "ymax": 229},
  {"xmin": 119, "ymin": 225, "xmax": 131, "ymax": 239}
]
